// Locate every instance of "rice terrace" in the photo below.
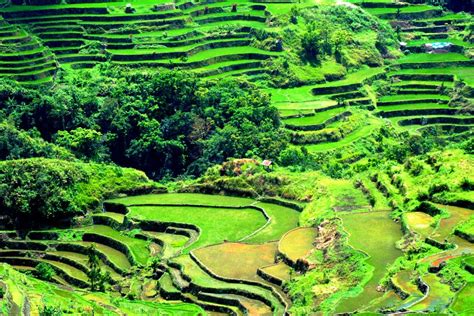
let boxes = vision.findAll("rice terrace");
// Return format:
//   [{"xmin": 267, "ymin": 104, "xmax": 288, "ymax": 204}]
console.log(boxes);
[{"xmin": 0, "ymin": 0, "xmax": 473, "ymax": 314}]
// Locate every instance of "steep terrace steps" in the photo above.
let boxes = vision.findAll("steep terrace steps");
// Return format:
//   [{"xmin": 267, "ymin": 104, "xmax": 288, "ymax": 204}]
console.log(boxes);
[
  {"xmin": 395, "ymin": 115, "xmax": 474, "ymax": 127},
  {"xmin": 0, "ymin": 6, "xmax": 109, "ymax": 19},
  {"xmin": 8, "ymin": 15, "xmax": 187, "ymax": 30},
  {"xmin": 0, "ymin": 256, "xmax": 89, "ymax": 288},
  {"xmin": 23, "ymin": 230, "xmax": 133, "ymax": 273},
  {"xmin": 194, "ymin": 10, "xmax": 267, "ymax": 21},
  {"xmin": 0, "ymin": 61, "xmax": 57, "ymax": 74},
  {"xmin": 195, "ymin": 59, "xmax": 263, "ymax": 77},
  {"xmin": 395, "ymin": 88, "xmax": 441, "ymax": 95},
  {"xmin": 377, "ymin": 94, "xmax": 450, "ymax": 106},
  {"xmin": 43, "ymin": 39, "xmax": 86, "ymax": 49},
  {"xmin": 0, "ymin": 249, "xmax": 97, "ymax": 278},
  {"xmin": 401, "ymin": 25, "xmax": 447, "ymax": 33},
  {"xmin": 295, "ymin": 116, "xmax": 383, "ymax": 152},
  {"xmin": 283, "ymin": 107, "xmax": 351, "ymax": 131},
  {"xmin": 0, "ymin": 55, "xmax": 55, "ymax": 68},
  {"xmin": 110, "ymin": 47, "xmax": 279, "ymax": 69},
  {"xmin": 108, "ymin": 38, "xmax": 252, "ymax": 61},
  {"xmin": 172, "ymin": 255, "xmax": 288, "ymax": 313},
  {"xmin": 147, "ymin": 32, "xmax": 251, "ymax": 48},
  {"xmin": 37, "ymin": 31, "xmax": 84, "ymax": 40},
  {"xmin": 25, "ymin": 19, "xmax": 83, "ymax": 28},
  {"xmin": 376, "ymin": 102, "xmax": 452, "ymax": 112},
  {"xmin": 57, "ymin": 241, "xmax": 132, "ymax": 274},
  {"xmin": 0, "ymin": 40, "xmax": 43, "ymax": 52},
  {"xmin": 81, "ymin": 225, "xmax": 150, "ymax": 266},
  {"xmin": 50, "ymin": 250, "xmax": 121, "ymax": 280},
  {"xmin": 377, "ymin": 107, "xmax": 461, "ymax": 119},
  {"xmin": 392, "ymin": 81, "xmax": 454, "ymax": 89},
  {"xmin": 371, "ymin": 172, "xmax": 404, "ymax": 209},
  {"xmin": 412, "ymin": 33, "xmax": 448, "ymax": 40},
  {"xmin": 50, "ymin": 47, "xmax": 83, "ymax": 56},
  {"xmin": 389, "ymin": 72, "xmax": 455, "ymax": 82},
  {"xmin": 366, "ymin": 5, "xmax": 442, "ymax": 20},
  {"xmin": 417, "ymin": 124, "xmax": 474, "ymax": 135},
  {"xmin": 4, "ymin": 11, "xmax": 184, "ymax": 24},
  {"xmin": 205, "ymin": 66, "xmax": 266, "ymax": 79},
  {"xmin": 165, "ymin": 266, "xmax": 252, "ymax": 315},
  {"xmin": 0, "ymin": 47, "xmax": 51, "ymax": 61},
  {"xmin": 0, "ymin": 67, "xmax": 56, "ymax": 82},
  {"xmin": 32, "ymin": 24, "xmax": 84, "ymax": 33},
  {"xmin": 57, "ymin": 53, "xmax": 106, "ymax": 64}
]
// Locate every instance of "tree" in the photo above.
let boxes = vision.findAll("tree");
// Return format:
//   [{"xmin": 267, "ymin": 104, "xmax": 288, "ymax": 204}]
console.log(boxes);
[
  {"xmin": 86, "ymin": 244, "xmax": 110, "ymax": 292},
  {"xmin": 331, "ymin": 29, "xmax": 352, "ymax": 63},
  {"xmin": 40, "ymin": 306, "xmax": 62, "ymax": 316},
  {"xmin": 54, "ymin": 128, "xmax": 110, "ymax": 162},
  {"xmin": 35, "ymin": 263, "xmax": 55, "ymax": 281},
  {"xmin": 301, "ymin": 28, "xmax": 323, "ymax": 62}
]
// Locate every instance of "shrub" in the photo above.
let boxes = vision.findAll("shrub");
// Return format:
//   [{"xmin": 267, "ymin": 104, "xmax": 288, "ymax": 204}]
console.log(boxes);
[
  {"xmin": 460, "ymin": 178, "xmax": 474, "ymax": 191},
  {"xmin": 428, "ymin": 183, "xmax": 450, "ymax": 197},
  {"xmin": 0, "ymin": 158, "xmax": 152, "ymax": 224},
  {"xmin": 40, "ymin": 306, "xmax": 62, "ymax": 316},
  {"xmin": 35, "ymin": 263, "xmax": 55, "ymax": 281}
]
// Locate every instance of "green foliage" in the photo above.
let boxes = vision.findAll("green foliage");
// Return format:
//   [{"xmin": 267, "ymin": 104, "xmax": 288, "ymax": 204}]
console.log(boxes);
[
  {"xmin": 0, "ymin": 122, "xmax": 73, "ymax": 161},
  {"xmin": 54, "ymin": 128, "xmax": 110, "ymax": 162},
  {"xmin": 40, "ymin": 306, "xmax": 62, "ymax": 316},
  {"xmin": 287, "ymin": 5, "xmax": 396, "ymax": 67},
  {"xmin": 0, "ymin": 70, "xmax": 287, "ymax": 179},
  {"xmin": 35, "ymin": 263, "xmax": 55, "ymax": 282},
  {"xmin": 0, "ymin": 158, "xmax": 152, "ymax": 223},
  {"xmin": 87, "ymin": 244, "xmax": 111, "ymax": 292}
]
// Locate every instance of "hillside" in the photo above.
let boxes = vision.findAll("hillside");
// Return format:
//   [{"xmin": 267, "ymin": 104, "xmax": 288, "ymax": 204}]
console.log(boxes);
[{"xmin": 0, "ymin": 0, "xmax": 472, "ymax": 315}]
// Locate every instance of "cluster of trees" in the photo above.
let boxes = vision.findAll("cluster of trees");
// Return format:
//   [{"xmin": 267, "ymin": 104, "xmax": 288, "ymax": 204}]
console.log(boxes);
[
  {"xmin": 0, "ymin": 158, "xmax": 152, "ymax": 224},
  {"xmin": 0, "ymin": 68, "xmax": 287, "ymax": 179},
  {"xmin": 289, "ymin": 6, "xmax": 397, "ymax": 65}
]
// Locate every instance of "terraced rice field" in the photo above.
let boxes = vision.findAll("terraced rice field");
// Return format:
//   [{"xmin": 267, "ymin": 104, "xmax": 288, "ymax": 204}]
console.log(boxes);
[
  {"xmin": 0, "ymin": 193, "xmax": 304, "ymax": 315},
  {"xmin": 1, "ymin": 0, "xmax": 471, "ymax": 152},
  {"xmin": 0, "ymin": 0, "xmax": 276, "ymax": 84},
  {"xmin": 336, "ymin": 211, "xmax": 403, "ymax": 313}
]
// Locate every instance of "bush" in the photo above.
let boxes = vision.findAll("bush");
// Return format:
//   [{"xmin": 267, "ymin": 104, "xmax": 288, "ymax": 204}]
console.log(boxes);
[
  {"xmin": 36, "ymin": 263, "xmax": 55, "ymax": 281},
  {"xmin": 40, "ymin": 306, "xmax": 62, "ymax": 316},
  {"xmin": 428, "ymin": 183, "xmax": 450, "ymax": 197},
  {"xmin": 0, "ymin": 158, "xmax": 152, "ymax": 224}
]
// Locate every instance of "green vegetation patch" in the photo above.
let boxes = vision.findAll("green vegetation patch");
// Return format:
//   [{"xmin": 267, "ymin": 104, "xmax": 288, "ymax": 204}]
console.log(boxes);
[
  {"xmin": 278, "ymin": 227, "xmax": 317, "ymax": 264},
  {"xmin": 336, "ymin": 211, "xmax": 403, "ymax": 312},
  {"xmin": 128, "ymin": 205, "xmax": 267, "ymax": 251},
  {"xmin": 193, "ymin": 241, "xmax": 278, "ymax": 282}
]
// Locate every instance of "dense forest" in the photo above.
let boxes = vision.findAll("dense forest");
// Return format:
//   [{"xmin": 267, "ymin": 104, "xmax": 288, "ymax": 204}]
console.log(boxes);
[{"xmin": 0, "ymin": 0, "xmax": 472, "ymax": 315}]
